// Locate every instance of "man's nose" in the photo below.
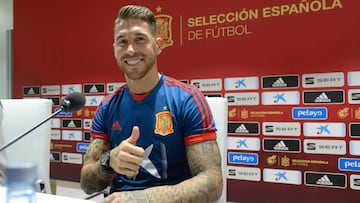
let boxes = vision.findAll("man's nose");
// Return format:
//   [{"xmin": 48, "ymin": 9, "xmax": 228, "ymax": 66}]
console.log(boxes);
[{"xmin": 126, "ymin": 44, "xmax": 135, "ymax": 55}]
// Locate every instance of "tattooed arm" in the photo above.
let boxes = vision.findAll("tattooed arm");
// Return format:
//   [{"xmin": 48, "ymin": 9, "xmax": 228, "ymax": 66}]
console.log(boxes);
[
  {"xmin": 101, "ymin": 139, "xmax": 223, "ymax": 203},
  {"xmin": 80, "ymin": 138, "xmax": 113, "ymax": 194},
  {"xmin": 81, "ymin": 126, "xmax": 145, "ymax": 194}
]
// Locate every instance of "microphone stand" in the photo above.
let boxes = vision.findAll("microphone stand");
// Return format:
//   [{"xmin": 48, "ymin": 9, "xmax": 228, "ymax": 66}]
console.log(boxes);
[{"xmin": 0, "ymin": 107, "xmax": 64, "ymax": 152}]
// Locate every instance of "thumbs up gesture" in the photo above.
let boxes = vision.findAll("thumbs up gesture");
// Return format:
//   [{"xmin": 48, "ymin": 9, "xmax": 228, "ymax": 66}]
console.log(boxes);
[{"xmin": 109, "ymin": 126, "xmax": 145, "ymax": 177}]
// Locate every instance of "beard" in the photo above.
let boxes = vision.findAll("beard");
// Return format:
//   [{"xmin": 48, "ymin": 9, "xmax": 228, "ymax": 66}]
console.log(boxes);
[{"xmin": 118, "ymin": 54, "xmax": 156, "ymax": 81}]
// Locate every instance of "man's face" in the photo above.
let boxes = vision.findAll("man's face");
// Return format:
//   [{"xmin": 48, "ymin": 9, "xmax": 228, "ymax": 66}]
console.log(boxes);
[{"xmin": 113, "ymin": 19, "xmax": 161, "ymax": 81}]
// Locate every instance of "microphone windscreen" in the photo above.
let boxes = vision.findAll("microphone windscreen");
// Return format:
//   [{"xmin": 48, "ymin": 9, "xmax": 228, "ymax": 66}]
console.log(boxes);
[{"xmin": 61, "ymin": 92, "xmax": 86, "ymax": 112}]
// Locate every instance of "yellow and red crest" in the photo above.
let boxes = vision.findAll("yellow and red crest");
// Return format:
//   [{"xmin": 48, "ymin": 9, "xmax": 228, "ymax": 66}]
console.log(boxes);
[
  {"xmin": 155, "ymin": 14, "xmax": 174, "ymax": 49},
  {"xmin": 154, "ymin": 111, "xmax": 174, "ymax": 136}
]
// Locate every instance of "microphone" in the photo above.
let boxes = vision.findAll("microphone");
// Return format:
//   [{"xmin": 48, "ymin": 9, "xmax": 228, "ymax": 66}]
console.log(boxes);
[
  {"xmin": 0, "ymin": 92, "xmax": 86, "ymax": 152},
  {"xmin": 61, "ymin": 91, "xmax": 86, "ymax": 113}
]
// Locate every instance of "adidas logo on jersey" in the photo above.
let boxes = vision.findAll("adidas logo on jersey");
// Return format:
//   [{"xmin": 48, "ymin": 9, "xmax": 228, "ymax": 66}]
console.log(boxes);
[{"xmin": 111, "ymin": 121, "xmax": 122, "ymax": 131}]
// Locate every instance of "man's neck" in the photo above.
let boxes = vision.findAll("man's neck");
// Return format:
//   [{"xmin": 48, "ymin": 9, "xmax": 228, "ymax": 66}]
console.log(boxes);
[{"xmin": 126, "ymin": 71, "xmax": 161, "ymax": 94}]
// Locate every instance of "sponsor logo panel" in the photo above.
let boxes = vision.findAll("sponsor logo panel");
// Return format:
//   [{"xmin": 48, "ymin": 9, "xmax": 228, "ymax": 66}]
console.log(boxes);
[
  {"xmin": 224, "ymin": 76, "xmax": 259, "ymax": 90},
  {"xmin": 61, "ymin": 84, "xmax": 82, "ymax": 94},
  {"xmin": 228, "ymin": 152, "xmax": 258, "ymax": 165},
  {"xmin": 83, "ymin": 131, "xmax": 91, "ymax": 142},
  {"xmin": 83, "ymin": 83, "xmax": 105, "ymax": 94},
  {"xmin": 348, "ymin": 89, "xmax": 360, "ymax": 104},
  {"xmin": 262, "ymin": 91, "xmax": 300, "ymax": 105},
  {"xmin": 350, "ymin": 174, "xmax": 360, "ymax": 190},
  {"xmin": 228, "ymin": 137, "xmax": 260, "ymax": 151},
  {"xmin": 292, "ymin": 107, "xmax": 327, "ymax": 120},
  {"xmin": 85, "ymin": 95, "xmax": 104, "ymax": 106},
  {"xmin": 350, "ymin": 141, "xmax": 360, "ymax": 155},
  {"xmin": 62, "ymin": 130, "xmax": 83, "ymax": 141},
  {"xmin": 107, "ymin": 82, "xmax": 126, "ymax": 94},
  {"xmin": 305, "ymin": 171, "xmax": 346, "ymax": 189},
  {"xmin": 303, "ymin": 90, "xmax": 344, "ymax": 104},
  {"xmin": 227, "ymin": 166, "xmax": 261, "ymax": 181},
  {"xmin": 348, "ymin": 71, "xmax": 360, "ymax": 86},
  {"xmin": 304, "ymin": 139, "xmax": 346, "ymax": 155},
  {"xmin": 303, "ymin": 72, "xmax": 344, "ymax": 88},
  {"xmin": 263, "ymin": 138, "xmax": 301, "ymax": 153},
  {"xmin": 228, "ymin": 122, "xmax": 260, "ymax": 135},
  {"xmin": 51, "ymin": 129, "xmax": 61, "ymax": 140},
  {"xmin": 62, "ymin": 119, "xmax": 82, "ymax": 129},
  {"xmin": 50, "ymin": 152, "xmax": 61, "ymax": 162},
  {"xmin": 62, "ymin": 152, "xmax": 83, "ymax": 164},
  {"xmin": 303, "ymin": 122, "xmax": 345, "ymax": 137},
  {"xmin": 191, "ymin": 78, "xmax": 222, "ymax": 91},
  {"xmin": 23, "ymin": 86, "xmax": 40, "ymax": 96},
  {"xmin": 263, "ymin": 168, "xmax": 302, "ymax": 185},
  {"xmin": 262, "ymin": 122, "xmax": 300, "ymax": 136},
  {"xmin": 76, "ymin": 143, "xmax": 89, "ymax": 153},
  {"xmin": 41, "ymin": 85, "xmax": 60, "ymax": 95},
  {"xmin": 262, "ymin": 75, "xmax": 299, "ymax": 89},
  {"xmin": 350, "ymin": 123, "xmax": 360, "ymax": 137},
  {"xmin": 51, "ymin": 118, "xmax": 61, "ymax": 128},
  {"xmin": 338, "ymin": 158, "xmax": 360, "ymax": 172},
  {"xmin": 83, "ymin": 119, "xmax": 92, "ymax": 130},
  {"xmin": 225, "ymin": 92, "xmax": 259, "ymax": 106}
]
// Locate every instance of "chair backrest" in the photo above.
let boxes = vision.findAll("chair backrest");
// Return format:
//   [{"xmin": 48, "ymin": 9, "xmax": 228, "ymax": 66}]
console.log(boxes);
[
  {"xmin": 206, "ymin": 97, "xmax": 228, "ymax": 203},
  {"xmin": 0, "ymin": 99, "xmax": 52, "ymax": 193}
]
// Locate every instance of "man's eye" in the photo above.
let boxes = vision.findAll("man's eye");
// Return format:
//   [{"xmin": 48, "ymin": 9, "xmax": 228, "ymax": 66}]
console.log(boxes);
[
  {"xmin": 136, "ymin": 37, "xmax": 146, "ymax": 43},
  {"xmin": 117, "ymin": 40, "xmax": 127, "ymax": 46}
]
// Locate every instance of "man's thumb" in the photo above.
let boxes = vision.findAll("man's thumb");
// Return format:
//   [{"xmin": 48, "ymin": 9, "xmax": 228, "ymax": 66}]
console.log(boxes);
[{"xmin": 127, "ymin": 126, "xmax": 140, "ymax": 145}]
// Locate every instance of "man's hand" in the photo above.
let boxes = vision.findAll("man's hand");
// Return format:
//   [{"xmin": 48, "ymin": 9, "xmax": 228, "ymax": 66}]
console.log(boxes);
[{"xmin": 109, "ymin": 126, "xmax": 145, "ymax": 177}]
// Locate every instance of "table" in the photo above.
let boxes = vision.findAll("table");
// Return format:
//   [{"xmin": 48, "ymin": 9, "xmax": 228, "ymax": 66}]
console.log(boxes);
[{"xmin": 0, "ymin": 186, "xmax": 95, "ymax": 203}]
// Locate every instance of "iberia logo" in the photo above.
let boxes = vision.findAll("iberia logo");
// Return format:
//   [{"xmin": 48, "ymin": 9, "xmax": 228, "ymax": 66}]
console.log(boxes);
[
  {"xmin": 154, "ymin": 109, "xmax": 174, "ymax": 136},
  {"xmin": 155, "ymin": 6, "xmax": 174, "ymax": 49}
]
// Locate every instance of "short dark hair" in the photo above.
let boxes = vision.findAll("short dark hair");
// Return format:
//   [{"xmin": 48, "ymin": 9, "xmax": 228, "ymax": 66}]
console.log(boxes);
[{"xmin": 114, "ymin": 5, "xmax": 157, "ymax": 36}]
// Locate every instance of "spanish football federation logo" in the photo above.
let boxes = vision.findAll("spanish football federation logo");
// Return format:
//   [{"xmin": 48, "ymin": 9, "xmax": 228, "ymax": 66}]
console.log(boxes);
[
  {"xmin": 154, "ymin": 107, "xmax": 174, "ymax": 136},
  {"xmin": 155, "ymin": 6, "xmax": 174, "ymax": 49}
]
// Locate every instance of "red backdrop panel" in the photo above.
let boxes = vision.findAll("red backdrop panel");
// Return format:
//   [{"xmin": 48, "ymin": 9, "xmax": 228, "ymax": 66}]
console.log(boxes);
[{"xmin": 13, "ymin": 0, "xmax": 360, "ymax": 202}]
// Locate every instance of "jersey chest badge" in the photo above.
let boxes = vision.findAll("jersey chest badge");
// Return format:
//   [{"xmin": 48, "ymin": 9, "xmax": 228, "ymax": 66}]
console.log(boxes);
[{"xmin": 154, "ymin": 111, "xmax": 174, "ymax": 136}]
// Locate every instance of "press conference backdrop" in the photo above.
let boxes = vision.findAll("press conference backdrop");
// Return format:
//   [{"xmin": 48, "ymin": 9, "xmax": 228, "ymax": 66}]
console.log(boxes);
[{"xmin": 12, "ymin": 0, "xmax": 360, "ymax": 202}]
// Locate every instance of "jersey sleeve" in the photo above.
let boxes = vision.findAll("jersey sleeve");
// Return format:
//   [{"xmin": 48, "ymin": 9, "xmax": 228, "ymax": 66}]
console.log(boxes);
[
  {"xmin": 182, "ymin": 86, "xmax": 217, "ymax": 145},
  {"xmin": 90, "ymin": 99, "xmax": 110, "ymax": 141}
]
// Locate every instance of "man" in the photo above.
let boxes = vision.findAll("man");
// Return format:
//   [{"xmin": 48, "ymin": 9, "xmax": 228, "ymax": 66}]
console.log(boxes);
[{"xmin": 80, "ymin": 5, "xmax": 223, "ymax": 203}]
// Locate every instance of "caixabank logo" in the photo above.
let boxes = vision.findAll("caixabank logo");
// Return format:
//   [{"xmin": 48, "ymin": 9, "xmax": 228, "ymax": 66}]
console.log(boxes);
[{"xmin": 155, "ymin": 6, "xmax": 174, "ymax": 49}]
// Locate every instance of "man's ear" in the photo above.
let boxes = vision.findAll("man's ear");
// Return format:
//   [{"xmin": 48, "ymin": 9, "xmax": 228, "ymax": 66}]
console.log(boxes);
[
  {"xmin": 155, "ymin": 37, "xmax": 163, "ymax": 55},
  {"xmin": 112, "ymin": 42, "xmax": 117, "ymax": 57}
]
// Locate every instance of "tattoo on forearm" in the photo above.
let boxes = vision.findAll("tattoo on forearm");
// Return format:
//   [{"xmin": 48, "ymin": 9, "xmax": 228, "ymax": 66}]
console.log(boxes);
[
  {"xmin": 121, "ymin": 140, "xmax": 223, "ymax": 203},
  {"xmin": 80, "ymin": 139, "xmax": 112, "ymax": 194}
]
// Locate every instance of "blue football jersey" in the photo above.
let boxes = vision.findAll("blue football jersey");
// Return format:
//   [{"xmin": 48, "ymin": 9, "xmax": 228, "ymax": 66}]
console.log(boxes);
[{"xmin": 91, "ymin": 74, "xmax": 217, "ymax": 192}]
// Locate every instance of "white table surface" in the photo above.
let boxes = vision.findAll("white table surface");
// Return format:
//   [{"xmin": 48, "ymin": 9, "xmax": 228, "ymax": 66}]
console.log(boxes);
[{"xmin": 0, "ymin": 186, "xmax": 95, "ymax": 203}]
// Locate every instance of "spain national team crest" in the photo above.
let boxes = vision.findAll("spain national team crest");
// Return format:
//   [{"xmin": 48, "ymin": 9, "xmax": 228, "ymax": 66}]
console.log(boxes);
[
  {"xmin": 155, "ymin": 7, "xmax": 174, "ymax": 49},
  {"xmin": 154, "ymin": 111, "xmax": 174, "ymax": 136}
]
